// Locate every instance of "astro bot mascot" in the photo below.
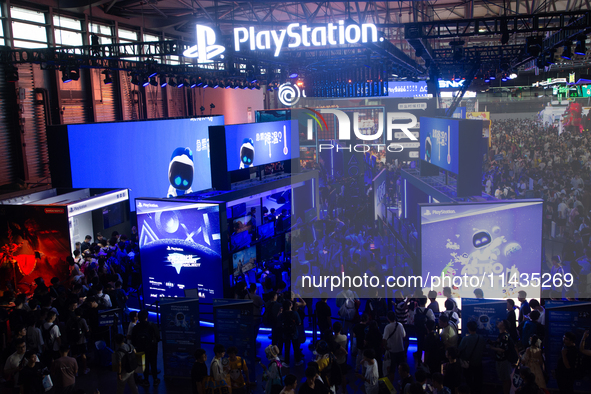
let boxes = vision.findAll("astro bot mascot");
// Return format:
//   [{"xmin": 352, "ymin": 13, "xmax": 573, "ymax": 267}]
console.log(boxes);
[
  {"xmin": 239, "ymin": 138, "xmax": 255, "ymax": 169},
  {"xmin": 167, "ymin": 147, "xmax": 194, "ymax": 197}
]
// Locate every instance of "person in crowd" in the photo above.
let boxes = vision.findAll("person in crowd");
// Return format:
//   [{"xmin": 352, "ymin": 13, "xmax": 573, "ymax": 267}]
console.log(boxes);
[
  {"xmin": 280, "ymin": 299, "xmax": 302, "ymax": 368},
  {"xmin": 112, "ymin": 333, "xmax": 138, "ymax": 394},
  {"xmin": 424, "ymin": 320, "xmax": 442, "ymax": 378},
  {"xmin": 555, "ymin": 331, "xmax": 578, "ymax": 394},
  {"xmin": 18, "ymin": 350, "xmax": 48, "ymax": 394},
  {"xmin": 489, "ymin": 320, "xmax": 513, "ymax": 394},
  {"xmin": 411, "ymin": 297, "xmax": 435, "ymax": 361},
  {"xmin": 263, "ymin": 345, "xmax": 282, "ymax": 394},
  {"xmin": 352, "ymin": 313, "xmax": 369, "ymax": 369},
  {"xmin": 42, "ymin": 310, "xmax": 61, "ymax": 361},
  {"xmin": 191, "ymin": 349, "xmax": 208, "ymax": 394},
  {"xmin": 438, "ymin": 314, "xmax": 458, "ymax": 350},
  {"xmin": 521, "ymin": 310, "xmax": 541, "ymax": 347},
  {"xmin": 50, "ymin": 345, "xmax": 78, "ymax": 394},
  {"xmin": 299, "ymin": 366, "xmax": 327, "ymax": 394},
  {"xmin": 397, "ymin": 363, "xmax": 414, "ymax": 394},
  {"xmin": 364, "ymin": 320, "xmax": 383, "ymax": 377},
  {"xmin": 441, "ymin": 300, "xmax": 459, "ymax": 325},
  {"xmin": 431, "ymin": 372, "xmax": 451, "ymax": 394},
  {"xmin": 517, "ymin": 291, "xmax": 530, "ymax": 335},
  {"xmin": 227, "ymin": 346, "xmax": 250, "ymax": 394},
  {"xmin": 528, "ymin": 299, "xmax": 545, "ymax": 327},
  {"xmin": 521, "ymin": 335, "xmax": 546, "ymax": 389},
  {"xmin": 382, "ymin": 311, "xmax": 406, "ymax": 376},
  {"xmin": 355, "ymin": 349, "xmax": 379, "ymax": 394},
  {"xmin": 459, "ymin": 320, "xmax": 486, "ymax": 386},
  {"xmin": 126, "ymin": 311, "xmax": 138, "ymax": 342},
  {"xmin": 506, "ymin": 299, "xmax": 519, "ymax": 341},
  {"xmin": 131, "ymin": 310, "xmax": 160, "ymax": 386},
  {"xmin": 67, "ymin": 308, "xmax": 90, "ymax": 375},
  {"xmin": 245, "ymin": 283, "xmax": 265, "ymax": 339},
  {"xmin": 281, "ymin": 374, "xmax": 298, "ymax": 394},
  {"xmin": 4, "ymin": 337, "xmax": 27, "ymax": 391},
  {"xmin": 332, "ymin": 322, "xmax": 348, "ymax": 377},
  {"xmin": 442, "ymin": 347, "xmax": 462, "ymax": 393},
  {"xmin": 427, "ymin": 291, "xmax": 440, "ymax": 317}
]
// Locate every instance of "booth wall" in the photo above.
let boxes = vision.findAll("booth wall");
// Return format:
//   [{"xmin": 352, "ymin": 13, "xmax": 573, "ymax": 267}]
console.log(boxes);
[
  {"xmin": 489, "ymin": 112, "xmax": 538, "ymax": 120},
  {"xmin": 91, "ymin": 200, "xmax": 131, "ymax": 242},
  {"xmin": 70, "ymin": 211, "xmax": 93, "ymax": 246},
  {"xmin": 199, "ymin": 88, "xmax": 263, "ymax": 125}
]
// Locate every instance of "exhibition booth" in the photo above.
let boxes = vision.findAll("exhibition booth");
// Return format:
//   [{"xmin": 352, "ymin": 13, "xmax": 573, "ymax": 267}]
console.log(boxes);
[{"xmin": 0, "ymin": 188, "xmax": 130, "ymax": 293}]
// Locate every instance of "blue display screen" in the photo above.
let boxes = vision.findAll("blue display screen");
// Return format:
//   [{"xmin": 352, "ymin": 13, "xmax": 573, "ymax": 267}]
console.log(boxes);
[
  {"xmin": 233, "ymin": 245, "xmax": 256, "ymax": 277},
  {"xmin": 136, "ymin": 199, "xmax": 222, "ymax": 308},
  {"xmin": 419, "ymin": 117, "xmax": 460, "ymax": 174},
  {"xmin": 67, "ymin": 117, "xmax": 224, "ymax": 210},
  {"xmin": 420, "ymin": 201, "xmax": 543, "ymax": 298},
  {"xmin": 225, "ymin": 120, "xmax": 299, "ymax": 171}
]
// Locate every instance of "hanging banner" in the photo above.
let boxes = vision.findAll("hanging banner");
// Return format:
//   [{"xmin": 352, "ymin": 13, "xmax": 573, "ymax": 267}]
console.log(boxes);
[
  {"xmin": 213, "ymin": 299, "xmax": 256, "ymax": 383},
  {"xmin": 160, "ymin": 298, "xmax": 201, "ymax": 380}
]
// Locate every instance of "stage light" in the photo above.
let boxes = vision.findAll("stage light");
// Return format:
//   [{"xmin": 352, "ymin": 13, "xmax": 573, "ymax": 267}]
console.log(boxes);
[
  {"xmin": 484, "ymin": 79, "xmax": 490, "ymax": 83},
  {"xmin": 243, "ymin": 82, "xmax": 249, "ymax": 90},
  {"xmin": 62, "ymin": 70, "xmax": 72, "ymax": 83},
  {"xmin": 5, "ymin": 65, "xmax": 19, "ymax": 82},
  {"xmin": 509, "ymin": 73, "xmax": 518, "ymax": 79},
  {"xmin": 148, "ymin": 71, "xmax": 158, "ymax": 78},
  {"xmin": 142, "ymin": 76, "xmax": 150, "ymax": 87},
  {"xmin": 296, "ymin": 80, "xmax": 304, "ymax": 87},
  {"xmin": 203, "ymin": 80, "xmax": 209, "ymax": 88},
  {"xmin": 213, "ymin": 80, "xmax": 219, "ymax": 88},
  {"xmin": 562, "ymin": 43, "xmax": 572, "ymax": 60},
  {"xmin": 289, "ymin": 73, "xmax": 298, "ymax": 78},
  {"xmin": 490, "ymin": 75, "xmax": 496, "ymax": 80},
  {"xmin": 102, "ymin": 70, "xmax": 112, "ymax": 85},
  {"xmin": 196, "ymin": 78, "xmax": 203, "ymax": 87},
  {"xmin": 501, "ymin": 77, "xmax": 507, "ymax": 82},
  {"xmin": 130, "ymin": 74, "xmax": 139, "ymax": 86},
  {"xmin": 177, "ymin": 78, "xmax": 185, "ymax": 88},
  {"xmin": 149, "ymin": 76, "xmax": 158, "ymax": 86},
  {"xmin": 160, "ymin": 74, "xmax": 167, "ymax": 87},
  {"xmin": 251, "ymin": 78, "xmax": 258, "ymax": 83},
  {"xmin": 575, "ymin": 35, "xmax": 587, "ymax": 56},
  {"xmin": 233, "ymin": 81, "xmax": 239, "ymax": 89},
  {"xmin": 190, "ymin": 79, "xmax": 197, "ymax": 88},
  {"xmin": 168, "ymin": 77, "xmax": 177, "ymax": 87}
]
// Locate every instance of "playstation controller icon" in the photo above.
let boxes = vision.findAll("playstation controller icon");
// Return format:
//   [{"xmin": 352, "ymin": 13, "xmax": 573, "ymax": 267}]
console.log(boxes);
[
  {"xmin": 425, "ymin": 136, "xmax": 432, "ymax": 163},
  {"xmin": 239, "ymin": 138, "xmax": 255, "ymax": 169},
  {"xmin": 167, "ymin": 147, "xmax": 194, "ymax": 197}
]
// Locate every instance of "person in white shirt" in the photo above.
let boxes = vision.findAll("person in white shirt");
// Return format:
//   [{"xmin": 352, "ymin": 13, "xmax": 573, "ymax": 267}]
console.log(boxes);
[
  {"xmin": 355, "ymin": 349, "xmax": 379, "ymax": 394},
  {"xmin": 382, "ymin": 311, "xmax": 406, "ymax": 375},
  {"xmin": 3, "ymin": 338, "xmax": 27, "ymax": 388},
  {"xmin": 127, "ymin": 311, "xmax": 138, "ymax": 342}
]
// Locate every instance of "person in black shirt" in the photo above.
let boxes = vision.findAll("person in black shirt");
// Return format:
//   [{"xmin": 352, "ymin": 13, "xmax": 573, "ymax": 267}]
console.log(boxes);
[
  {"xmin": 315, "ymin": 295, "xmax": 332, "ymax": 335},
  {"xmin": 18, "ymin": 351, "xmax": 48, "ymax": 394},
  {"xmin": 555, "ymin": 331, "xmax": 578, "ymax": 394},
  {"xmin": 191, "ymin": 349, "xmax": 208, "ymax": 394},
  {"xmin": 506, "ymin": 299, "xmax": 518, "ymax": 342},
  {"xmin": 352, "ymin": 314, "xmax": 369, "ymax": 368},
  {"xmin": 397, "ymin": 363, "xmax": 414, "ymax": 393},
  {"xmin": 299, "ymin": 366, "xmax": 329, "ymax": 394}
]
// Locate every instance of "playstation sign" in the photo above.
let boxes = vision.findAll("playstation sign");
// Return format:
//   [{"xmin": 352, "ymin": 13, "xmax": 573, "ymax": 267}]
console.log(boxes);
[{"xmin": 184, "ymin": 22, "xmax": 382, "ymax": 61}]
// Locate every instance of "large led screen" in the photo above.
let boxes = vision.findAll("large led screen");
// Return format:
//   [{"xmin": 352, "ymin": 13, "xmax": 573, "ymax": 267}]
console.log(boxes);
[
  {"xmin": 67, "ymin": 117, "xmax": 224, "ymax": 209},
  {"xmin": 136, "ymin": 199, "xmax": 222, "ymax": 308},
  {"xmin": 420, "ymin": 200, "xmax": 543, "ymax": 298},
  {"xmin": 419, "ymin": 117, "xmax": 460, "ymax": 174},
  {"xmin": 225, "ymin": 120, "xmax": 298, "ymax": 171}
]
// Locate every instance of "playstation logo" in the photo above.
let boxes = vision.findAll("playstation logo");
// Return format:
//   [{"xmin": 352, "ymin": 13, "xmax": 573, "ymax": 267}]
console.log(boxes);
[
  {"xmin": 183, "ymin": 25, "xmax": 225, "ymax": 63},
  {"xmin": 424, "ymin": 210, "xmax": 431, "ymax": 216}
]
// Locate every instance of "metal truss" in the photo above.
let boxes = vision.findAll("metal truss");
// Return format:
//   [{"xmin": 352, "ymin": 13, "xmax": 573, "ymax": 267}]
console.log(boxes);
[{"xmin": 404, "ymin": 10, "xmax": 591, "ymax": 39}]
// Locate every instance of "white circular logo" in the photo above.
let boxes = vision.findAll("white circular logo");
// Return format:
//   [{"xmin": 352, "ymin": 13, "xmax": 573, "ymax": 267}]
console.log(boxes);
[{"xmin": 278, "ymin": 83, "xmax": 300, "ymax": 107}]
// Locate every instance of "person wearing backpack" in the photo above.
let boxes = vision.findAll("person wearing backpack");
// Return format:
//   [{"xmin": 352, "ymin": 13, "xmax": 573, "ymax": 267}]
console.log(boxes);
[
  {"xmin": 50, "ymin": 345, "xmax": 78, "ymax": 394},
  {"xmin": 42, "ymin": 311, "xmax": 61, "ymax": 362},
  {"xmin": 412, "ymin": 297, "xmax": 435, "ymax": 360},
  {"xmin": 112, "ymin": 333, "xmax": 139, "ymax": 394},
  {"xmin": 131, "ymin": 310, "xmax": 160, "ymax": 387},
  {"xmin": 279, "ymin": 300, "xmax": 302, "ymax": 368},
  {"xmin": 441, "ymin": 300, "xmax": 459, "ymax": 326},
  {"xmin": 382, "ymin": 311, "xmax": 406, "ymax": 377},
  {"xmin": 67, "ymin": 308, "xmax": 90, "ymax": 375}
]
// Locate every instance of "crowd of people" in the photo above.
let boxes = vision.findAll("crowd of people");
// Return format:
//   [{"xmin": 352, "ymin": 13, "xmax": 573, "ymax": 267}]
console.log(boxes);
[{"xmin": 3, "ymin": 117, "xmax": 591, "ymax": 394}]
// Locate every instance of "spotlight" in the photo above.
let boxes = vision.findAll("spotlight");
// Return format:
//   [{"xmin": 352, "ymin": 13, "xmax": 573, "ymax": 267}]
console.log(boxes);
[
  {"xmin": 562, "ymin": 42, "xmax": 572, "ymax": 60},
  {"xmin": 509, "ymin": 73, "xmax": 518, "ymax": 79},
  {"xmin": 243, "ymin": 82, "xmax": 249, "ymax": 90},
  {"xmin": 289, "ymin": 73, "xmax": 298, "ymax": 79},
  {"xmin": 160, "ymin": 74, "xmax": 167, "ymax": 87},
  {"xmin": 213, "ymin": 80, "xmax": 219, "ymax": 89},
  {"xmin": 190, "ymin": 79, "xmax": 197, "ymax": 88},
  {"xmin": 254, "ymin": 82, "xmax": 260, "ymax": 90},
  {"xmin": 62, "ymin": 70, "xmax": 72, "ymax": 83},
  {"xmin": 5, "ymin": 65, "xmax": 19, "ymax": 82},
  {"xmin": 130, "ymin": 74, "xmax": 139, "ymax": 86},
  {"xmin": 142, "ymin": 76, "xmax": 150, "ymax": 87},
  {"xmin": 69, "ymin": 68, "xmax": 80, "ymax": 81},
  {"xmin": 490, "ymin": 75, "xmax": 496, "ymax": 80},
  {"xmin": 219, "ymin": 80, "xmax": 226, "ymax": 89},
  {"xmin": 149, "ymin": 76, "xmax": 158, "ymax": 87},
  {"xmin": 484, "ymin": 79, "xmax": 490, "ymax": 83},
  {"xmin": 210, "ymin": 103, "xmax": 215, "ymax": 109},
  {"xmin": 203, "ymin": 80, "xmax": 209, "ymax": 88},
  {"xmin": 233, "ymin": 81, "xmax": 239, "ymax": 89},
  {"xmin": 575, "ymin": 35, "xmax": 587, "ymax": 56},
  {"xmin": 148, "ymin": 71, "xmax": 158, "ymax": 78},
  {"xmin": 500, "ymin": 18, "xmax": 510, "ymax": 45},
  {"xmin": 501, "ymin": 77, "xmax": 507, "ymax": 82},
  {"xmin": 177, "ymin": 78, "xmax": 185, "ymax": 88},
  {"xmin": 196, "ymin": 78, "xmax": 203, "ymax": 87},
  {"xmin": 251, "ymin": 78, "xmax": 257, "ymax": 83},
  {"xmin": 168, "ymin": 77, "xmax": 177, "ymax": 87},
  {"xmin": 102, "ymin": 70, "xmax": 112, "ymax": 85}
]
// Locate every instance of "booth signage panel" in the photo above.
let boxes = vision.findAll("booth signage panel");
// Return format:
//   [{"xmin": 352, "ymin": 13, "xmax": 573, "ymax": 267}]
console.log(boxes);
[
  {"xmin": 420, "ymin": 117, "xmax": 460, "ymax": 174},
  {"xmin": 136, "ymin": 200, "xmax": 222, "ymax": 309},
  {"xmin": 225, "ymin": 120, "xmax": 298, "ymax": 171},
  {"xmin": 67, "ymin": 189, "xmax": 128, "ymax": 218}
]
